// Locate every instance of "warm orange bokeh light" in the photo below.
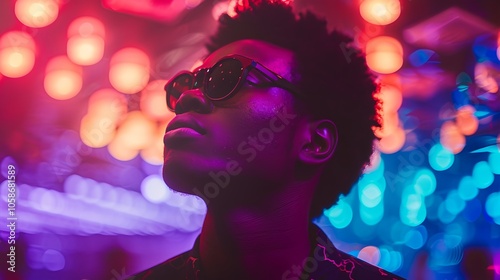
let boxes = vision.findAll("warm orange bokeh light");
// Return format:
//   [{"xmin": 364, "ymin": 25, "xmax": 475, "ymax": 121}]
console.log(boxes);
[
  {"xmin": 440, "ymin": 121, "xmax": 465, "ymax": 154},
  {"xmin": 374, "ymin": 111, "xmax": 399, "ymax": 138},
  {"xmin": 44, "ymin": 56, "xmax": 82, "ymax": 100},
  {"xmin": 377, "ymin": 84, "xmax": 402, "ymax": 113},
  {"xmin": 67, "ymin": 17, "xmax": 105, "ymax": 38},
  {"xmin": 0, "ymin": 47, "xmax": 35, "ymax": 78},
  {"xmin": 113, "ymin": 111, "xmax": 156, "ymax": 151},
  {"xmin": 67, "ymin": 17, "xmax": 105, "ymax": 65},
  {"xmin": 474, "ymin": 63, "xmax": 499, "ymax": 94},
  {"xmin": 15, "ymin": 0, "xmax": 59, "ymax": 28},
  {"xmin": 366, "ymin": 36, "xmax": 403, "ymax": 74},
  {"xmin": 140, "ymin": 122, "xmax": 168, "ymax": 165},
  {"xmin": 87, "ymin": 88, "xmax": 128, "ymax": 123},
  {"xmin": 107, "ymin": 137, "xmax": 139, "ymax": 161},
  {"xmin": 67, "ymin": 36, "xmax": 104, "ymax": 66},
  {"xmin": 109, "ymin": 48, "xmax": 150, "ymax": 94},
  {"xmin": 360, "ymin": 0, "xmax": 401, "ymax": 26},
  {"xmin": 140, "ymin": 80, "xmax": 174, "ymax": 122},
  {"xmin": 0, "ymin": 31, "xmax": 36, "ymax": 78},
  {"xmin": 377, "ymin": 126, "xmax": 405, "ymax": 154},
  {"xmin": 109, "ymin": 111, "xmax": 157, "ymax": 161},
  {"xmin": 80, "ymin": 114, "xmax": 116, "ymax": 148},
  {"xmin": 456, "ymin": 105, "xmax": 478, "ymax": 136}
]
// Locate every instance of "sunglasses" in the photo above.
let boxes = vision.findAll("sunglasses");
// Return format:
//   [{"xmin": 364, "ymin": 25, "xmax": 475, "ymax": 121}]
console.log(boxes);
[{"xmin": 164, "ymin": 54, "xmax": 301, "ymax": 111}]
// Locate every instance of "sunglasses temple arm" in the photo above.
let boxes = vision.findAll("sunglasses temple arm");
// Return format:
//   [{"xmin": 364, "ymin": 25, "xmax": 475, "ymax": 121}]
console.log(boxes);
[{"xmin": 252, "ymin": 63, "xmax": 302, "ymax": 96}]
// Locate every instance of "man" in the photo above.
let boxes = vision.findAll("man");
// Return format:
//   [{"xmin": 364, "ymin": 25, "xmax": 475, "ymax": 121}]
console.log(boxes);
[{"xmin": 131, "ymin": 0, "xmax": 405, "ymax": 279}]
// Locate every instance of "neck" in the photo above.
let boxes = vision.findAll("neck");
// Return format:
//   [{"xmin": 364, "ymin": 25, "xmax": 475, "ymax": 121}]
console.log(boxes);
[{"xmin": 198, "ymin": 183, "xmax": 314, "ymax": 280}]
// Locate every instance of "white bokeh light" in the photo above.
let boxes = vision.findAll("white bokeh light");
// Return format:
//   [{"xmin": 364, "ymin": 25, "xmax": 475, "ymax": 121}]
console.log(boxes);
[{"xmin": 141, "ymin": 174, "xmax": 171, "ymax": 203}]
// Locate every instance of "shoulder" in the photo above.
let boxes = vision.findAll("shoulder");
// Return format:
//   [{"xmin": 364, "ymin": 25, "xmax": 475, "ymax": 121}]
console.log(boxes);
[
  {"xmin": 324, "ymin": 248, "xmax": 405, "ymax": 280},
  {"xmin": 127, "ymin": 250, "xmax": 200, "ymax": 280},
  {"xmin": 308, "ymin": 227, "xmax": 406, "ymax": 280}
]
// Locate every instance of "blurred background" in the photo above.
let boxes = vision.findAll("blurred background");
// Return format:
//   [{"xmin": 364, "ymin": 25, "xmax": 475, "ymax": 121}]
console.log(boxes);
[{"xmin": 0, "ymin": 0, "xmax": 499, "ymax": 279}]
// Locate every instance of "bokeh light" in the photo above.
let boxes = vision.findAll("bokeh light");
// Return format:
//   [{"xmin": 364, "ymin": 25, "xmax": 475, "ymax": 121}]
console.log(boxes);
[
  {"xmin": 44, "ymin": 56, "xmax": 82, "ymax": 100},
  {"xmin": 15, "ymin": 0, "xmax": 59, "ymax": 28},
  {"xmin": 472, "ymin": 161, "xmax": 494, "ymax": 189},
  {"xmin": 140, "ymin": 122, "xmax": 167, "ymax": 165},
  {"xmin": 457, "ymin": 176, "xmax": 478, "ymax": 201},
  {"xmin": 324, "ymin": 197, "xmax": 353, "ymax": 229},
  {"xmin": 80, "ymin": 89, "xmax": 127, "ymax": 147},
  {"xmin": 377, "ymin": 84, "xmax": 403, "ymax": 113},
  {"xmin": 67, "ymin": 17, "xmax": 105, "ymax": 65},
  {"xmin": 455, "ymin": 105, "xmax": 478, "ymax": 136},
  {"xmin": 140, "ymin": 174, "xmax": 171, "ymax": 203},
  {"xmin": 114, "ymin": 111, "xmax": 156, "ymax": 150},
  {"xmin": 489, "ymin": 151, "xmax": 500, "ymax": 174},
  {"xmin": 107, "ymin": 137, "xmax": 139, "ymax": 161},
  {"xmin": 400, "ymin": 186, "xmax": 426, "ymax": 227},
  {"xmin": 67, "ymin": 36, "xmax": 105, "ymax": 65},
  {"xmin": 445, "ymin": 190, "xmax": 466, "ymax": 215},
  {"xmin": 80, "ymin": 114, "xmax": 116, "ymax": 148},
  {"xmin": 404, "ymin": 226, "xmax": 427, "ymax": 250},
  {"xmin": 42, "ymin": 249, "xmax": 65, "ymax": 271},
  {"xmin": 440, "ymin": 121, "xmax": 465, "ymax": 154},
  {"xmin": 109, "ymin": 47, "xmax": 150, "ymax": 94},
  {"xmin": 474, "ymin": 62, "xmax": 499, "ymax": 94},
  {"xmin": 87, "ymin": 88, "xmax": 128, "ymax": 123},
  {"xmin": 413, "ymin": 169, "xmax": 436, "ymax": 196},
  {"xmin": 366, "ymin": 36, "xmax": 403, "ymax": 74},
  {"xmin": 358, "ymin": 246, "xmax": 381, "ymax": 265},
  {"xmin": 140, "ymin": 80, "xmax": 174, "ymax": 121},
  {"xmin": 108, "ymin": 111, "xmax": 156, "ymax": 161},
  {"xmin": 437, "ymin": 202, "xmax": 456, "ymax": 224},
  {"xmin": 360, "ymin": 202, "xmax": 384, "ymax": 225},
  {"xmin": 360, "ymin": 183, "xmax": 383, "ymax": 208},
  {"xmin": 359, "ymin": 0, "xmax": 401, "ymax": 26},
  {"xmin": 485, "ymin": 192, "xmax": 500, "ymax": 220},
  {"xmin": 378, "ymin": 126, "xmax": 406, "ymax": 154},
  {"xmin": 0, "ymin": 31, "xmax": 36, "ymax": 78},
  {"xmin": 374, "ymin": 111, "xmax": 399, "ymax": 138},
  {"xmin": 428, "ymin": 143, "xmax": 454, "ymax": 171}
]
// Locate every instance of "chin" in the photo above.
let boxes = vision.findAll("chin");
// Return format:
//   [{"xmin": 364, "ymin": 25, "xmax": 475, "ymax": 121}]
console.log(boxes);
[{"xmin": 162, "ymin": 158, "xmax": 196, "ymax": 195}]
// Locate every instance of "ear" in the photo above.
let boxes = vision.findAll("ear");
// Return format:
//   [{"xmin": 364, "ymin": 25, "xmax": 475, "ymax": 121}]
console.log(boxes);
[{"xmin": 299, "ymin": 119, "xmax": 338, "ymax": 165}]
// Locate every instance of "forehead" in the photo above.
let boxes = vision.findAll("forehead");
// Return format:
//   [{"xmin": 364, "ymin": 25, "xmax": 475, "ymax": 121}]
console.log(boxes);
[{"xmin": 203, "ymin": 39, "xmax": 295, "ymax": 80}]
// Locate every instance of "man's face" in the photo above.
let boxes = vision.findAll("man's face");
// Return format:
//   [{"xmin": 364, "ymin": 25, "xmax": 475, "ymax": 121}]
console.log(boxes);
[{"xmin": 162, "ymin": 39, "xmax": 305, "ymax": 204}]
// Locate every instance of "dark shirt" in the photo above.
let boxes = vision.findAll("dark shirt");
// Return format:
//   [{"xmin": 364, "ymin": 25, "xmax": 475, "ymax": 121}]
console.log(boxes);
[{"xmin": 129, "ymin": 227, "xmax": 406, "ymax": 280}]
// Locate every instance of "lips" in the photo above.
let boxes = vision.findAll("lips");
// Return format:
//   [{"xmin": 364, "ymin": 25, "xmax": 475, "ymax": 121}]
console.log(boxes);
[{"xmin": 165, "ymin": 116, "xmax": 206, "ymax": 137}]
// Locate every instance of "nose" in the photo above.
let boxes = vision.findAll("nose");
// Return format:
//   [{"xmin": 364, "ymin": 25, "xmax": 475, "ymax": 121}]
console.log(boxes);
[{"xmin": 174, "ymin": 89, "xmax": 212, "ymax": 114}]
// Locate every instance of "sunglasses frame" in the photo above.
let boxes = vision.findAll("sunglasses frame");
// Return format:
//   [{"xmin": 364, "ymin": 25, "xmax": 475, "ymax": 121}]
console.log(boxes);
[{"xmin": 164, "ymin": 54, "xmax": 302, "ymax": 112}]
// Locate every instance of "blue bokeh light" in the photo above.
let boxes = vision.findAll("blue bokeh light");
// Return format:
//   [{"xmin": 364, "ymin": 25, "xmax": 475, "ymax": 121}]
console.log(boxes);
[
  {"xmin": 413, "ymin": 169, "xmax": 436, "ymax": 196},
  {"xmin": 485, "ymin": 192, "xmax": 500, "ymax": 218},
  {"xmin": 428, "ymin": 143, "xmax": 454, "ymax": 171},
  {"xmin": 324, "ymin": 197, "xmax": 353, "ymax": 229},
  {"xmin": 457, "ymin": 176, "xmax": 478, "ymax": 201},
  {"xmin": 472, "ymin": 161, "xmax": 494, "ymax": 189},
  {"xmin": 488, "ymin": 151, "xmax": 500, "ymax": 174},
  {"xmin": 445, "ymin": 190, "xmax": 466, "ymax": 215}
]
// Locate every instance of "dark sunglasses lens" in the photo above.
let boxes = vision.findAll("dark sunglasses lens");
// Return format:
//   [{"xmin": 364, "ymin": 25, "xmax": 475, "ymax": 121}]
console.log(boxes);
[
  {"xmin": 206, "ymin": 59, "xmax": 243, "ymax": 99},
  {"xmin": 167, "ymin": 73, "xmax": 193, "ymax": 110}
]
